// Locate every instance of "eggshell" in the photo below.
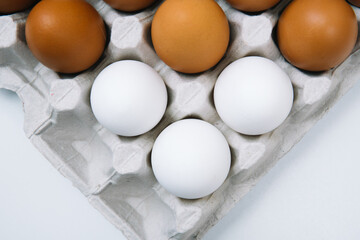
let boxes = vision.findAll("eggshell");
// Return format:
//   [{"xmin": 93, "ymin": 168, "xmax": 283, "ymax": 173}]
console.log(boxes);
[
  {"xmin": 226, "ymin": 0, "xmax": 280, "ymax": 12},
  {"xmin": 90, "ymin": 60, "xmax": 168, "ymax": 137},
  {"xmin": 0, "ymin": 0, "xmax": 38, "ymax": 14},
  {"xmin": 103, "ymin": 0, "xmax": 157, "ymax": 11},
  {"xmin": 25, "ymin": 0, "xmax": 106, "ymax": 73},
  {"xmin": 348, "ymin": 0, "xmax": 360, "ymax": 7},
  {"xmin": 151, "ymin": 0, "xmax": 230, "ymax": 74},
  {"xmin": 214, "ymin": 56, "xmax": 294, "ymax": 135},
  {"xmin": 277, "ymin": 0, "xmax": 358, "ymax": 72},
  {"xmin": 151, "ymin": 119, "xmax": 231, "ymax": 199}
]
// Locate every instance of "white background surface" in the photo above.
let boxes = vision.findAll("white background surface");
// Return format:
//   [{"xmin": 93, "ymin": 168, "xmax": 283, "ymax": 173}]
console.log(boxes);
[{"xmin": 0, "ymin": 78, "xmax": 360, "ymax": 240}]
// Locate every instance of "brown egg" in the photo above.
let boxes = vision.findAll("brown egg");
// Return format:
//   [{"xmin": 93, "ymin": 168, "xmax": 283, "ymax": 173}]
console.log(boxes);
[
  {"xmin": 103, "ymin": 0, "xmax": 157, "ymax": 12},
  {"xmin": 25, "ymin": 0, "xmax": 106, "ymax": 74},
  {"xmin": 0, "ymin": 0, "xmax": 38, "ymax": 14},
  {"xmin": 277, "ymin": 0, "xmax": 358, "ymax": 72},
  {"xmin": 151, "ymin": 0, "xmax": 230, "ymax": 74},
  {"xmin": 348, "ymin": 0, "xmax": 360, "ymax": 7},
  {"xmin": 226, "ymin": 0, "xmax": 281, "ymax": 12}
]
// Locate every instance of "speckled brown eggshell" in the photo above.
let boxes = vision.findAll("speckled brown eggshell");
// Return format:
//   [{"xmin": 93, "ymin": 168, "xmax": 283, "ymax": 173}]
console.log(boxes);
[
  {"xmin": 103, "ymin": 0, "xmax": 157, "ymax": 12},
  {"xmin": 25, "ymin": 0, "xmax": 106, "ymax": 74},
  {"xmin": 277, "ymin": 0, "xmax": 358, "ymax": 72},
  {"xmin": 0, "ymin": 0, "xmax": 38, "ymax": 14},
  {"xmin": 226, "ymin": 0, "xmax": 281, "ymax": 12}
]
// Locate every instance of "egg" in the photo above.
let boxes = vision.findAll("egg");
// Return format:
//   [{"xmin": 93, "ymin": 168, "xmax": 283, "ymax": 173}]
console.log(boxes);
[
  {"xmin": 25, "ymin": 0, "xmax": 106, "ymax": 74},
  {"xmin": 103, "ymin": 0, "xmax": 157, "ymax": 11},
  {"xmin": 151, "ymin": 119, "xmax": 231, "ymax": 199},
  {"xmin": 226, "ymin": 0, "xmax": 280, "ymax": 12},
  {"xmin": 348, "ymin": 0, "xmax": 360, "ymax": 7},
  {"xmin": 0, "ymin": 0, "xmax": 38, "ymax": 14},
  {"xmin": 151, "ymin": 0, "xmax": 230, "ymax": 74},
  {"xmin": 277, "ymin": 0, "xmax": 358, "ymax": 72},
  {"xmin": 214, "ymin": 56, "xmax": 293, "ymax": 135},
  {"xmin": 90, "ymin": 60, "xmax": 167, "ymax": 137}
]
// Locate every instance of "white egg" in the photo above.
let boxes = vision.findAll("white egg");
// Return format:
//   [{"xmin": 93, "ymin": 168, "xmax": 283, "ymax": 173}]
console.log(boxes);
[
  {"xmin": 90, "ymin": 60, "xmax": 168, "ymax": 137},
  {"xmin": 214, "ymin": 56, "xmax": 294, "ymax": 135},
  {"xmin": 151, "ymin": 119, "xmax": 231, "ymax": 199}
]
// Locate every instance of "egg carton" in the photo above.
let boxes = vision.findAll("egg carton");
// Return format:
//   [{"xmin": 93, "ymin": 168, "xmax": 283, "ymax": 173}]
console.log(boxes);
[{"xmin": 1, "ymin": 0, "xmax": 360, "ymax": 239}]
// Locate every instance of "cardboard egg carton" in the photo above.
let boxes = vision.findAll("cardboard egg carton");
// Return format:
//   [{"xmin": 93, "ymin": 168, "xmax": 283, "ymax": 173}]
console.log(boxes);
[{"xmin": 1, "ymin": 0, "xmax": 360, "ymax": 239}]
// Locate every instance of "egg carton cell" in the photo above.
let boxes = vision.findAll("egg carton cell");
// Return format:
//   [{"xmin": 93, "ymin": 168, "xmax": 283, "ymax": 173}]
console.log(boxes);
[{"xmin": 1, "ymin": 0, "xmax": 360, "ymax": 239}]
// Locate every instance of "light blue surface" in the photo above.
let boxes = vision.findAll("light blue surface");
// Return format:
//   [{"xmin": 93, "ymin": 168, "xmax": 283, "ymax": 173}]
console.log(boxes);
[{"xmin": 0, "ymin": 78, "xmax": 359, "ymax": 240}]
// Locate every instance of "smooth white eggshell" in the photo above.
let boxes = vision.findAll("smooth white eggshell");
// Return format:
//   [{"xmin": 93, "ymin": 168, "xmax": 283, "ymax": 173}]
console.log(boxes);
[
  {"xmin": 90, "ymin": 60, "xmax": 168, "ymax": 137},
  {"xmin": 151, "ymin": 119, "xmax": 231, "ymax": 199},
  {"xmin": 214, "ymin": 56, "xmax": 294, "ymax": 135}
]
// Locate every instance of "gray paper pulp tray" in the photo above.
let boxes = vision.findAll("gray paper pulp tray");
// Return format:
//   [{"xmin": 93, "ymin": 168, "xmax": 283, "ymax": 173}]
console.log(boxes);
[{"xmin": 1, "ymin": 0, "xmax": 360, "ymax": 239}]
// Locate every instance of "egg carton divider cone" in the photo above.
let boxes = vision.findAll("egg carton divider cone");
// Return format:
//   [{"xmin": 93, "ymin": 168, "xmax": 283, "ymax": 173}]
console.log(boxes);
[{"xmin": 1, "ymin": 0, "xmax": 360, "ymax": 239}]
